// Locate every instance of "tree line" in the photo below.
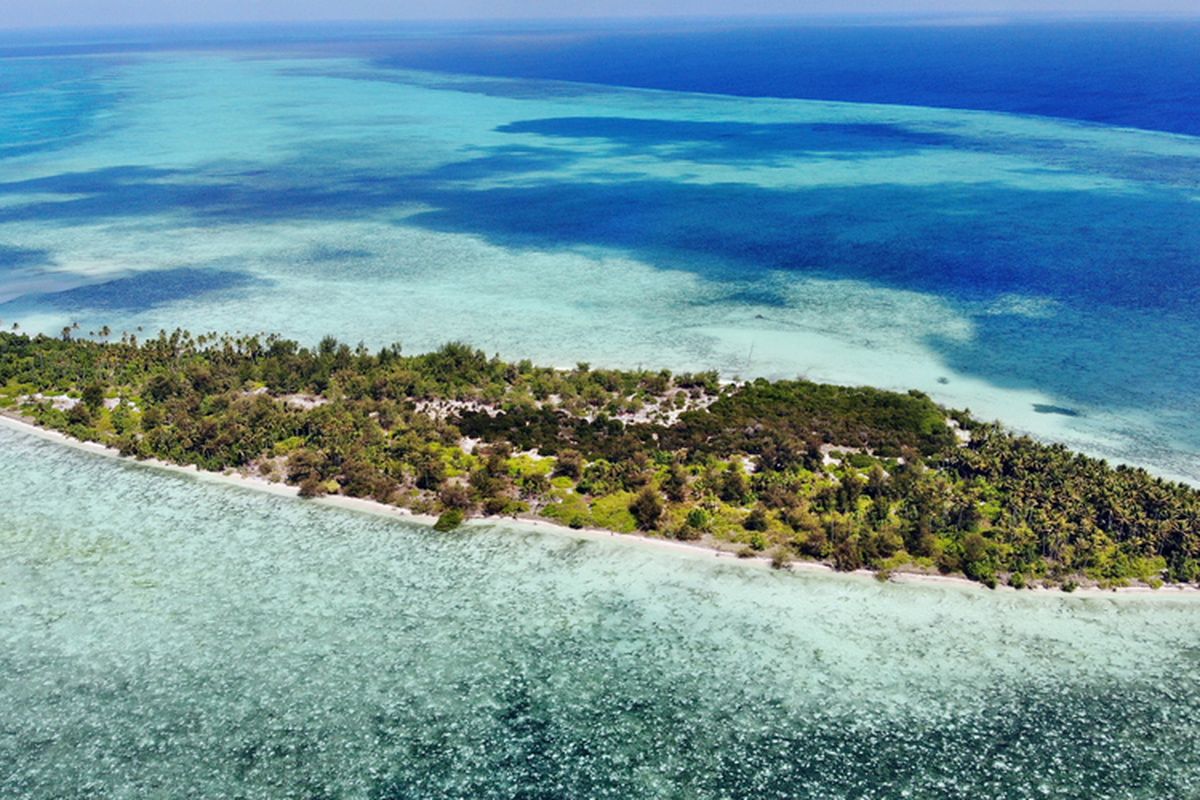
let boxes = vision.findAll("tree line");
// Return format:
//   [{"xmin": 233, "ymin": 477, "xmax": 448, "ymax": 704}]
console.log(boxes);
[{"xmin": 1, "ymin": 328, "xmax": 1196, "ymax": 590}]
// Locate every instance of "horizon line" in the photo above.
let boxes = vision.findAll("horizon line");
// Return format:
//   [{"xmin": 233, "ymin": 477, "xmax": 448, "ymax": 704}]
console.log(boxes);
[{"xmin": 2, "ymin": 10, "xmax": 1199, "ymax": 36}]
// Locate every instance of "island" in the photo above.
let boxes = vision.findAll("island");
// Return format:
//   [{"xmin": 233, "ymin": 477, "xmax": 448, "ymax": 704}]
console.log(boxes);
[{"xmin": 2, "ymin": 328, "xmax": 1197, "ymax": 591}]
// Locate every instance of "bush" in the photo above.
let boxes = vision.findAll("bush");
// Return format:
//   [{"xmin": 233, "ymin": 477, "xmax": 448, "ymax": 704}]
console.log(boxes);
[
  {"xmin": 287, "ymin": 448, "xmax": 324, "ymax": 484},
  {"xmin": 341, "ymin": 457, "xmax": 383, "ymax": 498},
  {"xmin": 434, "ymin": 508, "xmax": 465, "ymax": 532},
  {"xmin": 553, "ymin": 449, "xmax": 584, "ymax": 480},
  {"xmin": 719, "ymin": 467, "xmax": 750, "ymax": 504},
  {"xmin": 630, "ymin": 486, "xmax": 663, "ymax": 531},
  {"xmin": 743, "ymin": 506, "xmax": 769, "ymax": 532},
  {"xmin": 81, "ymin": 382, "xmax": 106, "ymax": 411},
  {"xmin": 590, "ymin": 492, "xmax": 637, "ymax": 533},
  {"xmin": 847, "ymin": 452, "xmax": 875, "ymax": 469},
  {"xmin": 832, "ymin": 537, "xmax": 864, "ymax": 571},
  {"xmin": 769, "ymin": 548, "xmax": 793, "ymax": 570},
  {"xmin": 483, "ymin": 496, "xmax": 509, "ymax": 515},
  {"xmin": 798, "ymin": 528, "xmax": 829, "ymax": 559},
  {"xmin": 439, "ymin": 483, "xmax": 472, "ymax": 510},
  {"xmin": 65, "ymin": 403, "xmax": 92, "ymax": 427},
  {"xmin": 683, "ymin": 507, "xmax": 711, "ymax": 537},
  {"xmin": 663, "ymin": 464, "xmax": 690, "ymax": 502}
]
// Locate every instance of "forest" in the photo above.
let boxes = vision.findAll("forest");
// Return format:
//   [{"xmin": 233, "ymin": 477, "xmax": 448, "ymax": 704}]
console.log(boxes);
[{"xmin": 2, "ymin": 328, "xmax": 1197, "ymax": 590}]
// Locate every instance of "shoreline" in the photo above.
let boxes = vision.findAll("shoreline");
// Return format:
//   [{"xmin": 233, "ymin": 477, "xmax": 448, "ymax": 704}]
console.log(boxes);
[{"xmin": 2, "ymin": 411, "xmax": 1196, "ymax": 600}]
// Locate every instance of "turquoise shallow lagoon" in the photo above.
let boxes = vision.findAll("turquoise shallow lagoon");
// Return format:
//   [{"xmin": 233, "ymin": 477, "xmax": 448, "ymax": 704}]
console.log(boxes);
[
  {"xmin": 2, "ymin": 423, "xmax": 1199, "ymax": 797},
  {"xmin": 0, "ymin": 43, "xmax": 1197, "ymax": 481}
]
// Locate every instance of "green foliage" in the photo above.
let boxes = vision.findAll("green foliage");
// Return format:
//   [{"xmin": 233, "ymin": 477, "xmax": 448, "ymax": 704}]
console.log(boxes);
[
  {"xmin": 630, "ymin": 486, "xmax": 663, "ymax": 531},
  {"xmin": 590, "ymin": 492, "xmax": 637, "ymax": 533},
  {"xmin": 81, "ymin": 382, "xmax": 105, "ymax": 411},
  {"xmin": 64, "ymin": 402, "xmax": 92, "ymax": 428},
  {"xmin": 507, "ymin": 453, "xmax": 552, "ymax": 479},
  {"xmin": 685, "ymin": 507, "xmax": 711, "ymax": 531},
  {"xmin": 3, "ymin": 328, "xmax": 1198, "ymax": 589},
  {"xmin": 743, "ymin": 505, "xmax": 770, "ymax": 532},
  {"xmin": 552, "ymin": 449, "xmax": 583, "ymax": 480},
  {"xmin": 273, "ymin": 435, "xmax": 306, "ymax": 456},
  {"xmin": 542, "ymin": 488, "xmax": 591, "ymax": 529},
  {"xmin": 719, "ymin": 466, "xmax": 751, "ymax": 504},
  {"xmin": 433, "ymin": 508, "xmax": 465, "ymax": 532}
]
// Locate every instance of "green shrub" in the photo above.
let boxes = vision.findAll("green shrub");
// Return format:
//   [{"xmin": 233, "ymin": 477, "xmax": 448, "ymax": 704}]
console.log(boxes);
[
  {"xmin": 847, "ymin": 452, "xmax": 875, "ymax": 469},
  {"xmin": 743, "ymin": 506, "xmax": 769, "ymax": 532},
  {"xmin": 630, "ymin": 487, "xmax": 663, "ymax": 531},
  {"xmin": 686, "ymin": 507, "xmax": 710, "ymax": 529},
  {"xmin": 433, "ymin": 508, "xmax": 465, "ymax": 532},
  {"xmin": 590, "ymin": 492, "xmax": 637, "ymax": 533}
]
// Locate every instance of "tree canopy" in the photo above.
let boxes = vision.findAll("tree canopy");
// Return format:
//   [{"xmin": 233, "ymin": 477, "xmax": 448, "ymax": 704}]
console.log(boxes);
[{"xmin": 2, "ymin": 328, "xmax": 1196, "ymax": 590}]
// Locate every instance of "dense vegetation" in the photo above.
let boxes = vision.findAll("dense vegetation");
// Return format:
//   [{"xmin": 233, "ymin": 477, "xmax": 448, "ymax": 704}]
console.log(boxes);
[{"xmin": 2, "ymin": 329, "xmax": 1198, "ymax": 590}]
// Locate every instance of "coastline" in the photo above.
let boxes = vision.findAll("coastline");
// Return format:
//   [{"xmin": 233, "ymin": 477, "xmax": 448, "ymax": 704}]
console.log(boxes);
[{"xmin": 2, "ymin": 412, "xmax": 1194, "ymax": 600}]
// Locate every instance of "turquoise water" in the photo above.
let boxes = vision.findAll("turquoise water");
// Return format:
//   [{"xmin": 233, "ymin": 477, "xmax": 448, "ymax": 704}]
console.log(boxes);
[
  {"xmin": 0, "ymin": 43, "xmax": 1197, "ymax": 482},
  {"xmin": 2, "ymin": 423, "xmax": 1199, "ymax": 797}
]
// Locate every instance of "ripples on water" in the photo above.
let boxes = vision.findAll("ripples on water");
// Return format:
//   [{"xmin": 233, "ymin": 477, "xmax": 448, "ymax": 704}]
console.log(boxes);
[{"xmin": 1, "ymin": 426, "xmax": 1198, "ymax": 798}]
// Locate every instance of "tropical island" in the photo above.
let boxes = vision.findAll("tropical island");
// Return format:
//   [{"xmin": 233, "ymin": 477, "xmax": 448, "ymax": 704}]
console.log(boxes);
[{"xmin": 2, "ymin": 327, "xmax": 1197, "ymax": 591}]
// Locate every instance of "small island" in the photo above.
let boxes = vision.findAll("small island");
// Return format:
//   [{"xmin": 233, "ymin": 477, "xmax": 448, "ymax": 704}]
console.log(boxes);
[{"xmin": 2, "ymin": 328, "xmax": 1197, "ymax": 590}]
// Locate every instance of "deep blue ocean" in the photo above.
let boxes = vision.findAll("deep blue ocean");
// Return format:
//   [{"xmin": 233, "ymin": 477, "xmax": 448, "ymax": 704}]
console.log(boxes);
[
  {"xmin": 6, "ymin": 19, "xmax": 1197, "ymax": 134},
  {"xmin": 373, "ymin": 19, "xmax": 1200, "ymax": 136}
]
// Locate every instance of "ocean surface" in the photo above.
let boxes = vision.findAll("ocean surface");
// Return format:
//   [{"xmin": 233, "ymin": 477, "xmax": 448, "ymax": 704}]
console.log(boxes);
[
  {"xmin": 2, "ymin": 423, "xmax": 1199, "ymax": 798},
  {"xmin": 1, "ymin": 20, "xmax": 1199, "ymax": 796}
]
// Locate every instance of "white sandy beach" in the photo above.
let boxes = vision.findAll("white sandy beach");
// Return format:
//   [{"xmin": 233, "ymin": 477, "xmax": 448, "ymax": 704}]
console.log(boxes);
[{"xmin": 2, "ymin": 412, "xmax": 1194, "ymax": 599}]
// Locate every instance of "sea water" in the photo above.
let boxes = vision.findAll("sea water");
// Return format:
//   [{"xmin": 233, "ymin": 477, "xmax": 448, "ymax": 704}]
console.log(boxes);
[
  {"xmin": 1, "ymin": 423, "xmax": 1198, "ymax": 797},
  {"xmin": 0, "ymin": 22, "xmax": 1197, "ymax": 482}
]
